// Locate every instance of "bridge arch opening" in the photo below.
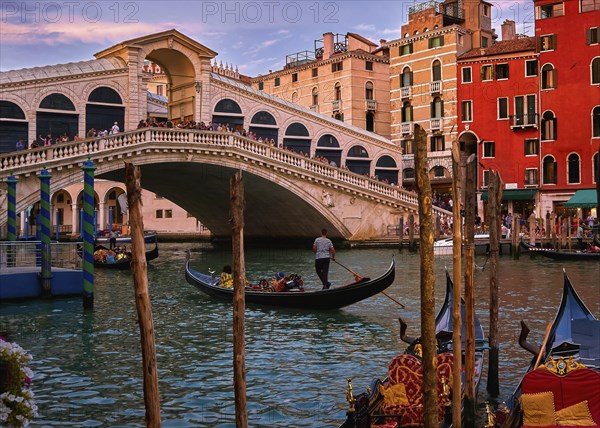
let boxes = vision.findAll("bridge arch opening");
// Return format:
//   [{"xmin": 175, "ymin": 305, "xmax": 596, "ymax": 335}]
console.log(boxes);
[
  {"xmin": 212, "ymin": 98, "xmax": 244, "ymax": 130},
  {"xmin": 51, "ymin": 189, "xmax": 72, "ymax": 233},
  {"xmin": 86, "ymin": 87, "xmax": 125, "ymax": 135},
  {"xmin": 0, "ymin": 100, "xmax": 28, "ymax": 153},
  {"xmin": 103, "ymin": 187, "xmax": 126, "ymax": 230},
  {"xmin": 249, "ymin": 111, "xmax": 278, "ymax": 144},
  {"xmin": 37, "ymin": 93, "xmax": 79, "ymax": 142},
  {"xmin": 283, "ymin": 122, "xmax": 311, "ymax": 155},
  {"xmin": 346, "ymin": 145, "xmax": 371, "ymax": 175},
  {"xmin": 145, "ymin": 48, "xmax": 197, "ymax": 123},
  {"xmin": 375, "ymin": 155, "xmax": 399, "ymax": 185},
  {"xmin": 315, "ymin": 134, "xmax": 341, "ymax": 166}
]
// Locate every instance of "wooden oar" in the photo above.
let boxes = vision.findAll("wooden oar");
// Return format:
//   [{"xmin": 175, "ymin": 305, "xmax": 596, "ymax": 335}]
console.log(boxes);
[
  {"xmin": 534, "ymin": 322, "xmax": 553, "ymax": 369},
  {"xmin": 333, "ymin": 259, "xmax": 405, "ymax": 308}
]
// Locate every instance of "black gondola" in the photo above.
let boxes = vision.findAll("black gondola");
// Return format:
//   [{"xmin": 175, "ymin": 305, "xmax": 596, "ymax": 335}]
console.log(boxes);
[
  {"xmin": 95, "ymin": 230, "xmax": 158, "ymax": 245},
  {"xmin": 520, "ymin": 236, "xmax": 600, "ymax": 260},
  {"xmin": 91, "ymin": 242, "xmax": 159, "ymax": 270},
  {"xmin": 184, "ymin": 254, "xmax": 395, "ymax": 310},
  {"xmin": 340, "ymin": 271, "xmax": 485, "ymax": 428},
  {"xmin": 494, "ymin": 271, "xmax": 599, "ymax": 428}
]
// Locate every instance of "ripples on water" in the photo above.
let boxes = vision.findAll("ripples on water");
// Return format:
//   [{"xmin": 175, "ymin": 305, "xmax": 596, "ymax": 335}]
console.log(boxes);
[{"xmin": 1, "ymin": 243, "xmax": 598, "ymax": 427}]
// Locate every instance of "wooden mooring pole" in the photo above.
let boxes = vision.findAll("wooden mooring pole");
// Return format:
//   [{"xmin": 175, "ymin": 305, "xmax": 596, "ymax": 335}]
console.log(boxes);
[
  {"xmin": 487, "ymin": 171, "xmax": 502, "ymax": 396},
  {"xmin": 414, "ymin": 124, "xmax": 438, "ymax": 427},
  {"xmin": 399, "ymin": 216, "xmax": 404, "ymax": 251},
  {"xmin": 125, "ymin": 163, "xmax": 161, "ymax": 427},
  {"xmin": 408, "ymin": 214, "xmax": 416, "ymax": 252},
  {"xmin": 231, "ymin": 171, "xmax": 248, "ymax": 428},
  {"xmin": 450, "ymin": 142, "xmax": 463, "ymax": 428},
  {"xmin": 463, "ymin": 154, "xmax": 477, "ymax": 426}
]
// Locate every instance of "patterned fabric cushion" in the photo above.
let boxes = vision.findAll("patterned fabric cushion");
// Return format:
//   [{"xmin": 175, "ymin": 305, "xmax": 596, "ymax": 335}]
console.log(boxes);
[
  {"xmin": 555, "ymin": 400, "xmax": 596, "ymax": 426},
  {"xmin": 522, "ymin": 391, "xmax": 557, "ymax": 426}
]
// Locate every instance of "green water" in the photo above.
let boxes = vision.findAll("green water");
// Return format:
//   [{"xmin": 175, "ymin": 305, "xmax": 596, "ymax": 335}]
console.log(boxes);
[{"xmin": 1, "ymin": 243, "xmax": 598, "ymax": 427}]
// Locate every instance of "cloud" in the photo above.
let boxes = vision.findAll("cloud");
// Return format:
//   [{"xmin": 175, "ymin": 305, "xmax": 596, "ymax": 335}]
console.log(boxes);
[{"xmin": 353, "ymin": 23, "xmax": 376, "ymax": 32}]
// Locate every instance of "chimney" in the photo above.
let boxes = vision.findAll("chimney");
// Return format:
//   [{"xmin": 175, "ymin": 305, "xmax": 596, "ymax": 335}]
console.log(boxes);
[
  {"xmin": 501, "ymin": 20, "xmax": 516, "ymax": 41},
  {"xmin": 323, "ymin": 32, "xmax": 334, "ymax": 60}
]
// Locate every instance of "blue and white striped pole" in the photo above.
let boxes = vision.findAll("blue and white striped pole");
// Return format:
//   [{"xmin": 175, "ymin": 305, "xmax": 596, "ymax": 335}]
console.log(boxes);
[
  {"xmin": 39, "ymin": 168, "xmax": 53, "ymax": 295},
  {"xmin": 82, "ymin": 159, "xmax": 96, "ymax": 309}
]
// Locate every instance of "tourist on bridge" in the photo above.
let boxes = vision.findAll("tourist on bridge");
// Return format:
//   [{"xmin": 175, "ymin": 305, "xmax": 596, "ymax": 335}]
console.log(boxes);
[{"xmin": 313, "ymin": 228, "xmax": 335, "ymax": 290}]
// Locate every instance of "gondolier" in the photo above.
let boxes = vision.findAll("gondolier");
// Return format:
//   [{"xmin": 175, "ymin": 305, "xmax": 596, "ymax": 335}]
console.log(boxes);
[{"xmin": 313, "ymin": 228, "xmax": 336, "ymax": 290}]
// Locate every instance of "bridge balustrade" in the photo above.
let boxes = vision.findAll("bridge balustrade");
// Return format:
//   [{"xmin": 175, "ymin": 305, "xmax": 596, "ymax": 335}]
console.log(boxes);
[{"xmin": 0, "ymin": 128, "xmax": 452, "ymax": 221}]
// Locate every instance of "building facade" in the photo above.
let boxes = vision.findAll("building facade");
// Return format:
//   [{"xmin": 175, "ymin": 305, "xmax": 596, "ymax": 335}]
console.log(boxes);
[
  {"xmin": 534, "ymin": 0, "xmax": 600, "ymax": 217},
  {"xmin": 386, "ymin": 0, "xmax": 495, "ymax": 193},
  {"xmin": 457, "ymin": 22, "xmax": 539, "ymax": 218},
  {"xmin": 250, "ymin": 32, "xmax": 391, "ymax": 140}
]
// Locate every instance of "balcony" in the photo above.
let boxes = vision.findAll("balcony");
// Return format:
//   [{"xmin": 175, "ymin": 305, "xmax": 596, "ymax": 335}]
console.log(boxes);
[
  {"xmin": 401, "ymin": 86, "xmax": 412, "ymax": 99},
  {"xmin": 430, "ymin": 118, "xmax": 443, "ymax": 131},
  {"xmin": 401, "ymin": 122, "xmax": 413, "ymax": 135},
  {"xmin": 365, "ymin": 99, "xmax": 377, "ymax": 111},
  {"xmin": 430, "ymin": 81, "xmax": 442, "ymax": 94},
  {"xmin": 510, "ymin": 113, "xmax": 539, "ymax": 129},
  {"xmin": 332, "ymin": 100, "xmax": 341, "ymax": 111},
  {"xmin": 310, "ymin": 105, "xmax": 318, "ymax": 112}
]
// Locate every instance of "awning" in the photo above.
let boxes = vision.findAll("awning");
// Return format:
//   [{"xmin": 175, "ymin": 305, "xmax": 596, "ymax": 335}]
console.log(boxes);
[
  {"xmin": 564, "ymin": 189, "xmax": 598, "ymax": 208},
  {"xmin": 481, "ymin": 189, "xmax": 537, "ymax": 201}
]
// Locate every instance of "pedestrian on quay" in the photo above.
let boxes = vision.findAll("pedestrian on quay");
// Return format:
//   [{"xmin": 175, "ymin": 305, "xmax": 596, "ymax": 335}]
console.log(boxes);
[{"xmin": 313, "ymin": 228, "xmax": 335, "ymax": 290}]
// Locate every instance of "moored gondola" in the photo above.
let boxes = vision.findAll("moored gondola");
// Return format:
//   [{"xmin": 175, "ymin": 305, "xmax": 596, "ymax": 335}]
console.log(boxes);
[
  {"xmin": 493, "ymin": 271, "xmax": 599, "ymax": 427},
  {"xmin": 520, "ymin": 236, "xmax": 600, "ymax": 260},
  {"xmin": 184, "ymin": 253, "xmax": 395, "ymax": 310},
  {"xmin": 90, "ymin": 242, "xmax": 159, "ymax": 270},
  {"xmin": 340, "ymin": 271, "xmax": 485, "ymax": 428}
]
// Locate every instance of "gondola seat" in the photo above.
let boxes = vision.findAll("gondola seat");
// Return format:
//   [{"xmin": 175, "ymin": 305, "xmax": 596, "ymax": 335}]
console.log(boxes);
[
  {"xmin": 521, "ymin": 359, "xmax": 600, "ymax": 427},
  {"xmin": 380, "ymin": 352, "xmax": 453, "ymax": 427}
]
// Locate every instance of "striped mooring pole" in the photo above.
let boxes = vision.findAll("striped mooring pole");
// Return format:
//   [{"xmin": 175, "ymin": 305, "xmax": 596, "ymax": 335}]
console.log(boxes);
[
  {"xmin": 6, "ymin": 175, "xmax": 18, "ymax": 267},
  {"xmin": 39, "ymin": 168, "xmax": 53, "ymax": 296},
  {"xmin": 82, "ymin": 159, "xmax": 96, "ymax": 309}
]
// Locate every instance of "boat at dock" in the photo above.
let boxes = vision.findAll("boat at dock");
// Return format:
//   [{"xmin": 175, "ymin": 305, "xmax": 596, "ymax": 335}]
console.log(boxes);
[
  {"xmin": 92, "ymin": 242, "xmax": 159, "ymax": 270},
  {"xmin": 340, "ymin": 271, "xmax": 485, "ymax": 427},
  {"xmin": 520, "ymin": 236, "xmax": 600, "ymax": 260},
  {"xmin": 95, "ymin": 230, "xmax": 158, "ymax": 245}
]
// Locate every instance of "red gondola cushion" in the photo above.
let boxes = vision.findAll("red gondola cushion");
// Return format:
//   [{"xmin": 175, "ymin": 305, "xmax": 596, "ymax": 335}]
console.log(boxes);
[{"xmin": 522, "ymin": 366, "xmax": 600, "ymax": 427}]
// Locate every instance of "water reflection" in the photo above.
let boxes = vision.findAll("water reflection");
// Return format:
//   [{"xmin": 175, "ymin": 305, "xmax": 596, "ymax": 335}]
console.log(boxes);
[{"xmin": 0, "ymin": 243, "xmax": 597, "ymax": 427}]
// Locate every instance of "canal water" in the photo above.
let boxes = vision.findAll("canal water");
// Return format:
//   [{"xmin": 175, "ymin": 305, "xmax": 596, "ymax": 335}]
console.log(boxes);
[{"xmin": 1, "ymin": 243, "xmax": 598, "ymax": 427}]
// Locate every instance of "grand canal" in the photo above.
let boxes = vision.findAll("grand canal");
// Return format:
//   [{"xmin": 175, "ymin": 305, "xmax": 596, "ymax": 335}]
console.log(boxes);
[{"xmin": 1, "ymin": 243, "xmax": 598, "ymax": 427}]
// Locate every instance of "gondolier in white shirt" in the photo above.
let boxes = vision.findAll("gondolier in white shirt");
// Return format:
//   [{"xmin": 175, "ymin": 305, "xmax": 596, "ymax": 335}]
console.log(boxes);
[{"xmin": 313, "ymin": 228, "xmax": 335, "ymax": 290}]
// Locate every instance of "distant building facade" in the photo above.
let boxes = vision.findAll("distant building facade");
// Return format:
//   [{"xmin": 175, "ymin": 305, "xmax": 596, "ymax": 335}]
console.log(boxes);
[
  {"xmin": 386, "ymin": 0, "xmax": 495, "ymax": 193},
  {"xmin": 251, "ymin": 32, "xmax": 391, "ymax": 140}
]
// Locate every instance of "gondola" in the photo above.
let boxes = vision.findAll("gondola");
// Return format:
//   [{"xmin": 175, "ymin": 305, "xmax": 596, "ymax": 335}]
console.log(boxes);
[
  {"xmin": 494, "ymin": 271, "xmax": 599, "ymax": 427},
  {"xmin": 184, "ymin": 253, "xmax": 395, "ymax": 310},
  {"xmin": 94, "ymin": 230, "xmax": 158, "ymax": 245},
  {"xmin": 85, "ymin": 242, "xmax": 159, "ymax": 270},
  {"xmin": 340, "ymin": 271, "xmax": 485, "ymax": 428},
  {"xmin": 520, "ymin": 236, "xmax": 600, "ymax": 260}
]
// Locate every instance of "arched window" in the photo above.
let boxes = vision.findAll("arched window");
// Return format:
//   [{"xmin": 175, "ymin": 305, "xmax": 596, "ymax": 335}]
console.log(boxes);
[
  {"xmin": 541, "ymin": 64, "xmax": 557, "ymax": 89},
  {"xmin": 249, "ymin": 111, "xmax": 278, "ymax": 144},
  {"xmin": 0, "ymin": 100, "xmax": 26, "ymax": 119},
  {"xmin": 88, "ymin": 87, "xmax": 123, "ymax": 104},
  {"xmin": 39, "ymin": 93, "xmax": 76, "ymax": 111},
  {"xmin": 401, "ymin": 67, "xmax": 413, "ymax": 88},
  {"xmin": 431, "ymin": 97, "xmax": 444, "ymax": 118},
  {"xmin": 348, "ymin": 145, "xmax": 369, "ymax": 157},
  {"xmin": 250, "ymin": 111, "xmax": 276, "ymax": 125},
  {"xmin": 214, "ymin": 99, "xmax": 242, "ymax": 114},
  {"xmin": 403, "ymin": 168, "xmax": 415, "ymax": 179},
  {"xmin": 432, "ymin": 60, "xmax": 442, "ymax": 82},
  {"xmin": 283, "ymin": 122, "xmax": 311, "ymax": 154},
  {"xmin": 0, "ymin": 101, "xmax": 28, "ymax": 153},
  {"xmin": 315, "ymin": 134, "xmax": 342, "ymax": 166},
  {"xmin": 334, "ymin": 82, "xmax": 341, "ymax": 101},
  {"xmin": 291, "ymin": 92, "xmax": 298, "ymax": 103},
  {"xmin": 375, "ymin": 155, "xmax": 399, "ymax": 185},
  {"xmin": 567, "ymin": 153, "xmax": 580, "ymax": 184},
  {"xmin": 346, "ymin": 145, "xmax": 371, "ymax": 175},
  {"xmin": 541, "ymin": 111, "xmax": 557, "ymax": 141},
  {"xmin": 593, "ymin": 106, "xmax": 600, "ymax": 138},
  {"xmin": 592, "ymin": 57, "xmax": 600, "ymax": 85},
  {"xmin": 402, "ymin": 102, "xmax": 413, "ymax": 123},
  {"xmin": 365, "ymin": 82, "xmax": 373, "ymax": 100},
  {"xmin": 543, "ymin": 155, "xmax": 557, "ymax": 184},
  {"xmin": 312, "ymin": 87, "xmax": 319, "ymax": 106}
]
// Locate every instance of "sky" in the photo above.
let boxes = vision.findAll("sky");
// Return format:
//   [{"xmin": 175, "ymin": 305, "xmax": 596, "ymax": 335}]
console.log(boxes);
[{"xmin": 0, "ymin": 0, "xmax": 534, "ymax": 76}]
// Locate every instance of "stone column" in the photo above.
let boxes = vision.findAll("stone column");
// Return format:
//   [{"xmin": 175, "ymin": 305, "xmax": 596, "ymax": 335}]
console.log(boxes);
[
  {"xmin": 71, "ymin": 203, "xmax": 79, "ymax": 236},
  {"xmin": 98, "ymin": 202, "xmax": 106, "ymax": 231}
]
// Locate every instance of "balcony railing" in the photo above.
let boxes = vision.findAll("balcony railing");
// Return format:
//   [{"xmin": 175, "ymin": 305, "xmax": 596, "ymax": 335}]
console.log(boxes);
[
  {"xmin": 401, "ymin": 86, "xmax": 412, "ymax": 99},
  {"xmin": 401, "ymin": 122, "xmax": 413, "ymax": 135},
  {"xmin": 430, "ymin": 80, "xmax": 442, "ymax": 94},
  {"xmin": 332, "ymin": 100, "xmax": 341, "ymax": 111},
  {"xmin": 430, "ymin": 118, "xmax": 443, "ymax": 130},
  {"xmin": 366, "ymin": 99, "xmax": 377, "ymax": 111},
  {"xmin": 510, "ymin": 113, "xmax": 539, "ymax": 129}
]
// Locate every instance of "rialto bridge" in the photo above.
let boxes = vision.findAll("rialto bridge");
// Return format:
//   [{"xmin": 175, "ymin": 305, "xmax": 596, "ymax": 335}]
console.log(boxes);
[{"xmin": 0, "ymin": 29, "xmax": 450, "ymax": 240}]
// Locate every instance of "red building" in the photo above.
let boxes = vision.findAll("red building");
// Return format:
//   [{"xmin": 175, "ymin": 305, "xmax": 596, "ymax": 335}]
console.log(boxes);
[
  {"xmin": 457, "ymin": 21, "xmax": 539, "ymax": 218},
  {"xmin": 534, "ymin": 0, "xmax": 600, "ymax": 218}
]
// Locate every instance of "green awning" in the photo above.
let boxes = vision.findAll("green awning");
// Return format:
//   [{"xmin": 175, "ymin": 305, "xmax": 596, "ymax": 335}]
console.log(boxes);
[
  {"xmin": 481, "ymin": 189, "xmax": 537, "ymax": 201},
  {"xmin": 564, "ymin": 189, "xmax": 598, "ymax": 208}
]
